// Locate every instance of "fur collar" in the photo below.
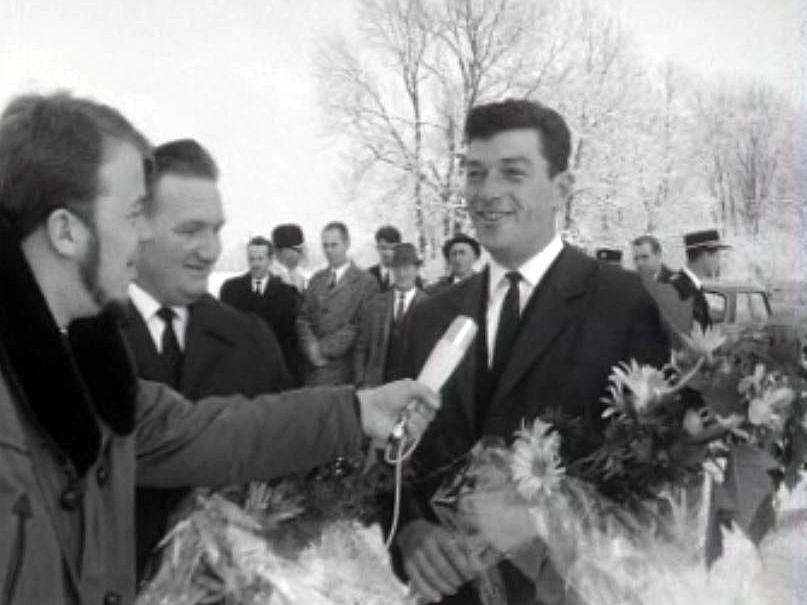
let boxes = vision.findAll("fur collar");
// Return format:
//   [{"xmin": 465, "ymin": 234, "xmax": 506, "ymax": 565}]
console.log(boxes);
[{"xmin": 0, "ymin": 212, "xmax": 138, "ymax": 477}]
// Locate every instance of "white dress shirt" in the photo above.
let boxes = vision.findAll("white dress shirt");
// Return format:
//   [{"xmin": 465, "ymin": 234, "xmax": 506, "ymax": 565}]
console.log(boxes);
[
  {"xmin": 129, "ymin": 283, "xmax": 189, "ymax": 352},
  {"xmin": 330, "ymin": 262, "xmax": 350, "ymax": 286},
  {"xmin": 393, "ymin": 287, "xmax": 418, "ymax": 320},
  {"xmin": 251, "ymin": 275, "xmax": 268, "ymax": 295},
  {"xmin": 485, "ymin": 234, "xmax": 564, "ymax": 366}
]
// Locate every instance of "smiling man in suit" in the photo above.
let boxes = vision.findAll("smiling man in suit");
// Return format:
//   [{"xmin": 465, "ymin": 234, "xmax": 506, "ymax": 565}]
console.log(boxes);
[
  {"xmin": 220, "ymin": 236, "xmax": 304, "ymax": 385},
  {"xmin": 394, "ymin": 99, "xmax": 669, "ymax": 604},
  {"xmin": 297, "ymin": 221, "xmax": 379, "ymax": 386},
  {"xmin": 124, "ymin": 139, "xmax": 291, "ymax": 580}
]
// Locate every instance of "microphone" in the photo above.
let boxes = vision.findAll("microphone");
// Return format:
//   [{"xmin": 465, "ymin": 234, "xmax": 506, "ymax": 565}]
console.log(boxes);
[{"xmin": 389, "ymin": 315, "xmax": 478, "ymax": 441}]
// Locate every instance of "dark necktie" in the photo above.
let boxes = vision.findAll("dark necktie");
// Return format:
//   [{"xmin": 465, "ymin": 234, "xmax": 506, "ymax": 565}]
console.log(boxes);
[
  {"xmin": 156, "ymin": 307, "xmax": 182, "ymax": 388},
  {"xmin": 492, "ymin": 271, "xmax": 522, "ymax": 377},
  {"xmin": 253, "ymin": 279, "xmax": 262, "ymax": 295},
  {"xmin": 329, "ymin": 270, "xmax": 337, "ymax": 290},
  {"xmin": 394, "ymin": 291, "xmax": 406, "ymax": 324}
]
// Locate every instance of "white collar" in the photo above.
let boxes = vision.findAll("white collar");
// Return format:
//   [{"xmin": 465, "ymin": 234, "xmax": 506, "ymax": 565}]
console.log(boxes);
[
  {"xmin": 682, "ymin": 266, "xmax": 703, "ymax": 290},
  {"xmin": 129, "ymin": 283, "xmax": 188, "ymax": 325},
  {"xmin": 330, "ymin": 261, "xmax": 351, "ymax": 284},
  {"xmin": 488, "ymin": 234, "xmax": 564, "ymax": 298}
]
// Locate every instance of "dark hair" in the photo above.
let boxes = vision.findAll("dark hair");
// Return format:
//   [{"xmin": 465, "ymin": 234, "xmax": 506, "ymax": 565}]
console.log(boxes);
[
  {"xmin": 464, "ymin": 99, "xmax": 571, "ymax": 177},
  {"xmin": 375, "ymin": 225, "xmax": 401, "ymax": 244},
  {"xmin": 0, "ymin": 92, "xmax": 152, "ymax": 238},
  {"xmin": 248, "ymin": 236, "xmax": 273, "ymax": 255},
  {"xmin": 632, "ymin": 234, "xmax": 662, "ymax": 254},
  {"xmin": 323, "ymin": 221, "xmax": 350, "ymax": 242},
  {"xmin": 442, "ymin": 233, "xmax": 481, "ymax": 259},
  {"xmin": 153, "ymin": 138, "xmax": 218, "ymax": 181}
]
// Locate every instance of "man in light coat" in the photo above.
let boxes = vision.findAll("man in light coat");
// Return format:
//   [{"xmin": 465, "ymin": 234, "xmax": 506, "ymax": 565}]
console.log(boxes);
[
  {"xmin": 0, "ymin": 92, "xmax": 437, "ymax": 604},
  {"xmin": 297, "ymin": 221, "xmax": 379, "ymax": 386}
]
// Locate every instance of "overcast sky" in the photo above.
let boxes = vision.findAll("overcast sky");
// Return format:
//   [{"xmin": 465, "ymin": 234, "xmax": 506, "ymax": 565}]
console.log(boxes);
[{"xmin": 0, "ymin": 0, "xmax": 800, "ymax": 269}]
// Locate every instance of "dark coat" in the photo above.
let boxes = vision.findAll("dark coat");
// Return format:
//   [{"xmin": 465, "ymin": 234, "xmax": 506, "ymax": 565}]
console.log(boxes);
[
  {"xmin": 368, "ymin": 264, "xmax": 393, "ymax": 291},
  {"xmin": 0, "ymin": 227, "xmax": 363, "ymax": 605},
  {"xmin": 395, "ymin": 246, "xmax": 670, "ymax": 604},
  {"xmin": 297, "ymin": 262, "xmax": 379, "ymax": 386},
  {"xmin": 657, "ymin": 264, "xmax": 675, "ymax": 283},
  {"xmin": 219, "ymin": 272, "xmax": 305, "ymax": 386},
  {"xmin": 670, "ymin": 270, "xmax": 712, "ymax": 329},
  {"xmin": 122, "ymin": 293, "xmax": 292, "ymax": 576},
  {"xmin": 353, "ymin": 288, "xmax": 428, "ymax": 387}
]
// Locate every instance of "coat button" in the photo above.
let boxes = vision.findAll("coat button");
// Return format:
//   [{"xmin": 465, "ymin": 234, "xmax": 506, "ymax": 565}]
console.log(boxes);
[
  {"xmin": 59, "ymin": 486, "xmax": 80, "ymax": 510},
  {"xmin": 103, "ymin": 592, "xmax": 122, "ymax": 605},
  {"xmin": 96, "ymin": 465, "xmax": 109, "ymax": 486}
]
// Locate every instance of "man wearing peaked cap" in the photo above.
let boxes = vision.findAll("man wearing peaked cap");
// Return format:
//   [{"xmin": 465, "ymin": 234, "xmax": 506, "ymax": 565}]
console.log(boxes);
[
  {"xmin": 670, "ymin": 228, "xmax": 730, "ymax": 329},
  {"xmin": 271, "ymin": 223, "xmax": 309, "ymax": 293},
  {"xmin": 595, "ymin": 247, "xmax": 623, "ymax": 266}
]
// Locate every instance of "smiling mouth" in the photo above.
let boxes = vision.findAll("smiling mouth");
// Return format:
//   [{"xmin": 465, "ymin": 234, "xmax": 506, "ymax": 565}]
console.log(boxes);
[{"xmin": 475, "ymin": 210, "xmax": 514, "ymax": 222}]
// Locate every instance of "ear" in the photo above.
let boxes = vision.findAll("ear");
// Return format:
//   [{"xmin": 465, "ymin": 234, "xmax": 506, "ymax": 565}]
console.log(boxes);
[
  {"xmin": 553, "ymin": 171, "xmax": 574, "ymax": 207},
  {"xmin": 44, "ymin": 209, "xmax": 90, "ymax": 259}
]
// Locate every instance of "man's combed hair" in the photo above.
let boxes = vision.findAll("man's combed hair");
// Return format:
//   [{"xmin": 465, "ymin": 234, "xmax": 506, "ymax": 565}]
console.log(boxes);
[
  {"xmin": 0, "ymin": 92, "xmax": 151, "ymax": 238},
  {"xmin": 463, "ymin": 99, "xmax": 571, "ymax": 177},
  {"xmin": 153, "ymin": 139, "xmax": 219, "ymax": 181},
  {"xmin": 633, "ymin": 234, "xmax": 662, "ymax": 254},
  {"xmin": 323, "ymin": 221, "xmax": 350, "ymax": 242},
  {"xmin": 248, "ymin": 236, "xmax": 273, "ymax": 254},
  {"xmin": 374, "ymin": 225, "xmax": 401, "ymax": 244}
]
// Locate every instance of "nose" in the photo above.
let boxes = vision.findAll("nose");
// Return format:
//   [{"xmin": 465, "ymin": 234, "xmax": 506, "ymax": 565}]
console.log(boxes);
[
  {"xmin": 198, "ymin": 230, "xmax": 222, "ymax": 263},
  {"xmin": 474, "ymin": 173, "xmax": 504, "ymax": 205}
]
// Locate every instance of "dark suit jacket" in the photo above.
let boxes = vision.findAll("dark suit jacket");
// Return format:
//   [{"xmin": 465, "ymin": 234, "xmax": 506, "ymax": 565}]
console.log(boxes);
[
  {"xmin": 657, "ymin": 264, "xmax": 674, "ymax": 283},
  {"xmin": 219, "ymin": 272, "xmax": 304, "ymax": 386},
  {"xmin": 353, "ymin": 288, "xmax": 428, "ymax": 387},
  {"xmin": 122, "ymin": 293, "xmax": 292, "ymax": 577},
  {"xmin": 297, "ymin": 262, "xmax": 379, "ymax": 386},
  {"xmin": 395, "ymin": 246, "xmax": 669, "ymax": 604},
  {"xmin": 670, "ymin": 270, "xmax": 712, "ymax": 329}
]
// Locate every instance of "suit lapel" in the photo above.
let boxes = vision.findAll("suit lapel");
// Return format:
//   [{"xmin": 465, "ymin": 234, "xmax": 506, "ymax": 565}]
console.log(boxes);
[
  {"xmin": 489, "ymin": 248, "xmax": 593, "ymax": 409},
  {"xmin": 330, "ymin": 262, "xmax": 360, "ymax": 296},
  {"xmin": 444, "ymin": 273, "xmax": 487, "ymax": 432},
  {"xmin": 180, "ymin": 297, "xmax": 232, "ymax": 394}
]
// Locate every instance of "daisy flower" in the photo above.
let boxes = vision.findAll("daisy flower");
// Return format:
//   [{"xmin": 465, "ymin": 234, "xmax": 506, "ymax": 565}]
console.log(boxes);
[
  {"xmin": 604, "ymin": 360, "xmax": 669, "ymax": 415},
  {"xmin": 510, "ymin": 419, "xmax": 565, "ymax": 501}
]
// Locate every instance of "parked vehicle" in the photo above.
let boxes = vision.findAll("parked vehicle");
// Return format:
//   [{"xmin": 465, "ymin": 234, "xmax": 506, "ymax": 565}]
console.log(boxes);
[{"xmin": 702, "ymin": 281, "xmax": 772, "ymax": 325}]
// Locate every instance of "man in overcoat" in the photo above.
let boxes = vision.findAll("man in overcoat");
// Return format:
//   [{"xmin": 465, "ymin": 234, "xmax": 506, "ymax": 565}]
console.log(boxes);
[{"xmin": 0, "ymin": 92, "xmax": 437, "ymax": 604}]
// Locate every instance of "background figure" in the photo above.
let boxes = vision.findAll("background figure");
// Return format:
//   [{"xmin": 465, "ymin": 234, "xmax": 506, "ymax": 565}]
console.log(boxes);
[
  {"xmin": 670, "ymin": 228, "xmax": 730, "ymax": 329},
  {"xmin": 394, "ymin": 99, "xmax": 669, "ymax": 605},
  {"xmin": 271, "ymin": 223, "xmax": 309, "ymax": 293},
  {"xmin": 123, "ymin": 139, "xmax": 291, "ymax": 579},
  {"xmin": 354, "ymin": 242, "xmax": 428, "ymax": 388},
  {"xmin": 220, "ymin": 236, "xmax": 304, "ymax": 385},
  {"xmin": 297, "ymin": 221, "xmax": 379, "ymax": 386},
  {"xmin": 367, "ymin": 224, "xmax": 401, "ymax": 291},
  {"xmin": 632, "ymin": 234, "xmax": 674, "ymax": 282},
  {"xmin": 595, "ymin": 247, "xmax": 623, "ymax": 266},
  {"xmin": 427, "ymin": 233, "xmax": 481, "ymax": 296}
]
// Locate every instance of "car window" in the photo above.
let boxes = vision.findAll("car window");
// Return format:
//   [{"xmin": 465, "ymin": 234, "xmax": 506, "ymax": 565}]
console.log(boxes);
[
  {"xmin": 747, "ymin": 292, "xmax": 770, "ymax": 320},
  {"xmin": 705, "ymin": 291, "xmax": 727, "ymax": 323}
]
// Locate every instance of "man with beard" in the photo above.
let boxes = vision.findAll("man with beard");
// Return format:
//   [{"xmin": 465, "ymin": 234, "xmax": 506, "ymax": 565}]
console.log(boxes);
[
  {"xmin": 123, "ymin": 139, "xmax": 294, "ymax": 578},
  {"xmin": 0, "ymin": 92, "xmax": 438, "ymax": 604},
  {"xmin": 393, "ymin": 99, "xmax": 669, "ymax": 604}
]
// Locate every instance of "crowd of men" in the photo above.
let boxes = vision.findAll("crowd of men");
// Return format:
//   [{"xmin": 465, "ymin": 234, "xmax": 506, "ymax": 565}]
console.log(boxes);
[{"xmin": 0, "ymin": 89, "xmax": 732, "ymax": 605}]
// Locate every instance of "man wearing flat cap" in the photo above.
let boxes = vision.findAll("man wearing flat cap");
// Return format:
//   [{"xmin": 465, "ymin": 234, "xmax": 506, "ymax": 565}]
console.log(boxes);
[
  {"xmin": 595, "ymin": 247, "xmax": 623, "ymax": 266},
  {"xmin": 355, "ymin": 243, "xmax": 429, "ymax": 387},
  {"xmin": 427, "ymin": 233, "xmax": 481, "ymax": 296},
  {"xmin": 670, "ymin": 228, "xmax": 730, "ymax": 329},
  {"xmin": 271, "ymin": 223, "xmax": 310, "ymax": 293}
]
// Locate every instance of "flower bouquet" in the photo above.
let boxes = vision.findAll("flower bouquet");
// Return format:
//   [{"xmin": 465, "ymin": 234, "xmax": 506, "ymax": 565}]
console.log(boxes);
[
  {"xmin": 429, "ymin": 323, "xmax": 807, "ymax": 604},
  {"xmin": 136, "ymin": 460, "xmax": 415, "ymax": 605}
]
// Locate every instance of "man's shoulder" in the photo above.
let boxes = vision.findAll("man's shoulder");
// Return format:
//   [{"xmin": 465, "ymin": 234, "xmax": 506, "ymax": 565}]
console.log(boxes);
[
  {"xmin": 192, "ymin": 294, "xmax": 264, "ymax": 338},
  {"xmin": 669, "ymin": 270, "xmax": 696, "ymax": 298}
]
